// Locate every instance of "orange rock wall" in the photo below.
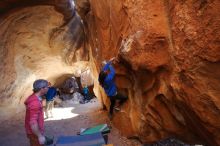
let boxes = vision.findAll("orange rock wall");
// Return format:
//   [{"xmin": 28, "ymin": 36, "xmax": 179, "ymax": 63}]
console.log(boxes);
[
  {"xmin": 75, "ymin": 0, "xmax": 220, "ymax": 145},
  {"xmin": 0, "ymin": 0, "xmax": 220, "ymax": 145}
]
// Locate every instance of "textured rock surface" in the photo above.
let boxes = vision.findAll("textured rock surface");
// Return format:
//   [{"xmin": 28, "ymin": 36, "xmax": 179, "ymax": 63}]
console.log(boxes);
[
  {"xmin": 0, "ymin": 0, "xmax": 88, "ymax": 121},
  {"xmin": 75, "ymin": 0, "xmax": 220, "ymax": 145},
  {"xmin": 0, "ymin": 0, "xmax": 220, "ymax": 145}
]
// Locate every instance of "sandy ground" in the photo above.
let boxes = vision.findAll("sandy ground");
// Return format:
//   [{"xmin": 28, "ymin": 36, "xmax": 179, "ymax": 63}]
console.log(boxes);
[{"xmin": 0, "ymin": 98, "xmax": 141, "ymax": 146}]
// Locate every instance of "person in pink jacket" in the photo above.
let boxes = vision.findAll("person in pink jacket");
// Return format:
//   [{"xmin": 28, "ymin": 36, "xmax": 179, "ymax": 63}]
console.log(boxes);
[{"xmin": 24, "ymin": 79, "xmax": 49, "ymax": 146}]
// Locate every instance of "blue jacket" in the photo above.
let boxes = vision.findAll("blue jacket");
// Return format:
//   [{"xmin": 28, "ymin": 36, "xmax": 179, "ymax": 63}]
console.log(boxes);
[
  {"xmin": 83, "ymin": 87, "xmax": 89, "ymax": 95},
  {"xmin": 45, "ymin": 87, "xmax": 57, "ymax": 101},
  {"xmin": 102, "ymin": 62, "xmax": 117, "ymax": 96}
]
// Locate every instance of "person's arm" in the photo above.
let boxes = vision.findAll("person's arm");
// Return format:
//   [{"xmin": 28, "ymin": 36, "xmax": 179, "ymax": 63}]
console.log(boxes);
[
  {"xmin": 102, "ymin": 57, "xmax": 117, "ymax": 71},
  {"xmin": 30, "ymin": 124, "xmax": 45, "ymax": 144},
  {"xmin": 51, "ymin": 87, "xmax": 57, "ymax": 99},
  {"xmin": 105, "ymin": 64, "xmax": 115, "ymax": 81},
  {"xmin": 29, "ymin": 102, "xmax": 45, "ymax": 144},
  {"xmin": 102, "ymin": 61, "xmax": 112, "ymax": 71}
]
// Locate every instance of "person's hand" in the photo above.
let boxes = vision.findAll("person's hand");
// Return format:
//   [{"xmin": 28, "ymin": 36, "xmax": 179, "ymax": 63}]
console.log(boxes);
[
  {"xmin": 109, "ymin": 57, "xmax": 115, "ymax": 62},
  {"xmin": 110, "ymin": 57, "xmax": 119, "ymax": 64},
  {"xmin": 38, "ymin": 135, "xmax": 46, "ymax": 145},
  {"xmin": 102, "ymin": 60, "xmax": 107, "ymax": 65}
]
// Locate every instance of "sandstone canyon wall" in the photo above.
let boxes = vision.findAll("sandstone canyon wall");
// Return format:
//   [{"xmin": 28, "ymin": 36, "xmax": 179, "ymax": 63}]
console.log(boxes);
[
  {"xmin": 75, "ymin": 0, "xmax": 220, "ymax": 145},
  {"xmin": 0, "ymin": 0, "xmax": 220, "ymax": 145},
  {"xmin": 0, "ymin": 0, "xmax": 88, "ymax": 120}
]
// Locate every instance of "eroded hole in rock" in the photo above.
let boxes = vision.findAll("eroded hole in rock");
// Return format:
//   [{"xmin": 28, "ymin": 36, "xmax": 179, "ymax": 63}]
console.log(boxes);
[
  {"xmin": 53, "ymin": 70, "xmax": 96, "ymax": 106},
  {"xmin": 1, "ymin": 0, "xmax": 220, "ymax": 146}
]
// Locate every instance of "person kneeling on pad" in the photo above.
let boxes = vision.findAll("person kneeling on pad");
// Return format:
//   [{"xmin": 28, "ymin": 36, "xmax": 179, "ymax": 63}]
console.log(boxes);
[{"xmin": 98, "ymin": 57, "xmax": 128, "ymax": 120}]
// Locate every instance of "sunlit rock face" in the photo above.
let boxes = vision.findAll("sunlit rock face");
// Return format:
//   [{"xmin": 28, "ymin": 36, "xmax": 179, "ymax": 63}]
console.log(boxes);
[
  {"xmin": 0, "ymin": 0, "xmax": 88, "ymax": 120},
  {"xmin": 75, "ymin": 0, "xmax": 220, "ymax": 145}
]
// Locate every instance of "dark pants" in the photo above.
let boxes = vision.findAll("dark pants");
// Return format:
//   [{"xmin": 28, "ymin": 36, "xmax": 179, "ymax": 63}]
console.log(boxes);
[
  {"xmin": 84, "ymin": 93, "xmax": 91, "ymax": 101},
  {"xmin": 109, "ymin": 93, "xmax": 127, "ymax": 115}
]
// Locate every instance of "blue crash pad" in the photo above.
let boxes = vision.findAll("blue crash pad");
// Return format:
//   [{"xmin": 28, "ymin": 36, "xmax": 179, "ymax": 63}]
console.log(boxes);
[{"xmin": 55, "ymin": 132, "xmax": 105, "ymax": 146}]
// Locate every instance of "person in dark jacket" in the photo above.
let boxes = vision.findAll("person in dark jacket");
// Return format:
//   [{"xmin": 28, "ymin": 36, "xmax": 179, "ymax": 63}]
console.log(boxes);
[
  {"xmin": 98, "ymin": 58, "xmax": 128, "ymax": 120},
  {"xmin": 45, "ymin": 86, "xmax": 57, "ymax": 118}
]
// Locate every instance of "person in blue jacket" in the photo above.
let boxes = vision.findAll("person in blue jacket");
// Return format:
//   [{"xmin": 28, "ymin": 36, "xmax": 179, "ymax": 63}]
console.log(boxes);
[
  {"xmin": 98, "ymin": 57, "xmax": 128, "ymax": 119},
  {"xmin": 45, "ymin": 86, "xmax": 57, "ymax": 118},
  {"xmin": 83, "ymin": 86, "xmax": 91, "ymax": 102}
]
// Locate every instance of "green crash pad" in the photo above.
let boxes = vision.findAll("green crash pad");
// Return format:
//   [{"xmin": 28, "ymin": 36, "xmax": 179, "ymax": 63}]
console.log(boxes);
[{"xmin": 80, "ymin": 124, "xmax": 110, "ymax": 135}]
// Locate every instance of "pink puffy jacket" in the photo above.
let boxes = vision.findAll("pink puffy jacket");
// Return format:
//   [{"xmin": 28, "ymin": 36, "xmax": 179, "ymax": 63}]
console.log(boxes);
[{"xmin": 24, "ymin": 94, "xmax": 44, "ymax": 135}]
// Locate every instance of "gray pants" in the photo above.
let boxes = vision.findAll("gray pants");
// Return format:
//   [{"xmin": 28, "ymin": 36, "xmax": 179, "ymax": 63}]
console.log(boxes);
[{"xmin": 46, "ymin": 100, "xmax": 54, "ymax": 118}]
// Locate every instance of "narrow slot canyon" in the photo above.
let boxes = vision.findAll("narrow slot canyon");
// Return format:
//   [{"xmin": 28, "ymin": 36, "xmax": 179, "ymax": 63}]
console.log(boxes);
[{"xmin": 0, "ymin": 0, "xmax": 220, "ymax": 146}]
